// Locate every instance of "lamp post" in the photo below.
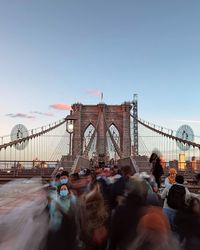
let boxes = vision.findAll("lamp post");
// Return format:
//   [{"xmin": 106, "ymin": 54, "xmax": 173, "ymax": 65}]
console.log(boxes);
[{"xmin": 66, "ymin": 120, "xmax": 74, "ymax": 158}]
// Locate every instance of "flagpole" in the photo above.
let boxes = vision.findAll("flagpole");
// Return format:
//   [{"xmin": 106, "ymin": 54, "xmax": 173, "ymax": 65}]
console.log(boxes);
[{"xmin": 101, "ymin": 92, "xmax": 103, "ymax": 102}]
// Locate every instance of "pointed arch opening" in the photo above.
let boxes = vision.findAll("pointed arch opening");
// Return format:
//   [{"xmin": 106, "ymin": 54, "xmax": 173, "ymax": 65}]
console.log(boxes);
[
  {"xmin": 106, "ymin": 124, "xmax": 121, "ymax": 161},
  {"xmin": 83, "ymin": 123, "xmax": 97, "ymax": 158}
]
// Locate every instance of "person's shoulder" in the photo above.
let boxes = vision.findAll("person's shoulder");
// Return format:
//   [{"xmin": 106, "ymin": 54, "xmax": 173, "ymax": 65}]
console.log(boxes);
[
  {"xmin": 164, "ymin": 178, "xmax": 171, "ymax": 187},
  {"xmin": 161, "ymin": 186, "xmax": 170, "ymax": 197},
  {"xmin": 164, "ymin": 177, "xmax": 169, "ymax": 182},
  {"xmin": 184, "ymin": 186, "xmax": 190, "ymax": 193}
]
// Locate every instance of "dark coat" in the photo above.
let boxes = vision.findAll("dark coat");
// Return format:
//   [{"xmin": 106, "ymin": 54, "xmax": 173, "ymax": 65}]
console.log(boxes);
[{"xmin": 108, "ymin": 193, "xmax": 146, "ymax": 250}]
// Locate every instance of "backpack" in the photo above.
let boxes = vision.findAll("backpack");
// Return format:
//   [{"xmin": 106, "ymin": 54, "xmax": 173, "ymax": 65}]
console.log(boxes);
[{"xmin": 167, "ymin": 184, "xmax": 186, "ymax": 210}]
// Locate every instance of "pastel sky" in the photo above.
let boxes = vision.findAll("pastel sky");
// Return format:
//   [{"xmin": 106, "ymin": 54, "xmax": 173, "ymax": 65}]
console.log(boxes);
[{"xmin": 0, "ymin": 0, "xmax": 200, "ymax": 139}]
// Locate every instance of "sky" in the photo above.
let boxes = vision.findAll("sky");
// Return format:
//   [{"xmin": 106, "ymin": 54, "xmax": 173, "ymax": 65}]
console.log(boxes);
[{"xmin": 0, "ymin": 0, "xmax": 200, "ymax": 139}]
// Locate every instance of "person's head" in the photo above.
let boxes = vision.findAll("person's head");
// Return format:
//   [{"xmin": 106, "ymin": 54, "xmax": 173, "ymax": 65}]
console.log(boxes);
[
  {"xmin": 149, "ymin": 153, "xmax": 158, "ymax": 163},
  {"xmin": 50, "ymin": 173, "xmax": 61, "ymax": 187},
  {"xmin": 55, "ymin": 173, "xmax": 61, "ymax": 181},
  {"xmin": 139, "ymin": 172, "xmax": 151, "ymax": 181},
  {"xmin": 127, "ymin": 208, "xmax": 179, "ymax": 250},
  {"xmin": 60, "ymin": 171, "xmax": 69, "ymax": 185},
  {"xmin": 125, "ymin": 177, "xmax": 148, "ymax": 204},
  {"xmin": 138, "ymin": 207, "xmax": 170, "ymax": 231},
  {"xmin": 69, "ymin": 172, "xmax": 79, "ymax": 182},
  {"xmin": 102, "ymin": 168, "xmax": 112, "ymax": 177},
  {"xmin": 189, "ymin": 198, "xmax": 200, "ymax": 214},
  {"xmin": 175, "ymin": 175, "xmax": 184, "ymax": 184},
  {"xmin": 111, "ymin": 165, "xmax": 119, "ymax": 176},
  {"xmin": 121, "ymin": 165, "xmax": 133, "ymax": 179},
  {"xmin": 167, "ymin": 168, "xmax": 177, "ymax": 185},
  {"xmin": 169, "ymin": 168, "xmax": 177, "ymax": 179},
  {"xmin": 79, "ymin": 168, "xmax": 92, "ymax": 181},
  {"xmin": 59, "ymin": 184, "xmax": 70, "ymax": 198},
  {"xmin": 136, "ymin": 207, "xmax": 170, "ymax": 244},
  {"xmin": 169, "ymin": 168, "xmax": 177, "ymax": 176}
]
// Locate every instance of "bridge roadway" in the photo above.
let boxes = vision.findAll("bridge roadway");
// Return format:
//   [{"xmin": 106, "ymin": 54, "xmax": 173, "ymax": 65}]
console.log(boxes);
[
  {"xmin": 0, "ymin": 168, "xmax": 54, "ymax": 184},
  {"xmin": 0, "ymin": 178, "xmax": 48, "ymax": 216}
]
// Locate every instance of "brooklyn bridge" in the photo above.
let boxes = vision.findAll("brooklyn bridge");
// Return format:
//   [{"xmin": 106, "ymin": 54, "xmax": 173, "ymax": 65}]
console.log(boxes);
[{"xmin": 0, "ymin": 97, "xmax": 199, "ymax": 188}]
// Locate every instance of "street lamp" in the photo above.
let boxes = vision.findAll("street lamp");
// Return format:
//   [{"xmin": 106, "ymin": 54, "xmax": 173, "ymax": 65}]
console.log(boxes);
[{"xmin": 66, "ymin": 120, "xmax": 74, "ymax": 158}]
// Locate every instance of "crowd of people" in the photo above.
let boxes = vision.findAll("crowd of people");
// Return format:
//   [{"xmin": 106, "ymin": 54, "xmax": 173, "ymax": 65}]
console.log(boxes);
[
  {"xmin": 42, "ymin": 154, "xmax": 200, "ymax": 250},
  {"xmin": 1, "ymin": 153, "xmax": 199, "ymax": 250}
]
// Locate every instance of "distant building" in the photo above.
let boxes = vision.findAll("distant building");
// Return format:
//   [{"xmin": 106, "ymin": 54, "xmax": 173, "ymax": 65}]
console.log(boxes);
[
  {"xmin": 191, "ymin": 156, "xmax": 197, "ymax": 170},
  {"xmin": 179, "ymin": 153, "xmax": 186, "ymax": 170}
]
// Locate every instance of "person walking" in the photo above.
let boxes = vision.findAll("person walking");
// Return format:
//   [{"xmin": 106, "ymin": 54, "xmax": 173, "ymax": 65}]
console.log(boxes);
[{"xmin": 149, "ymin": 153, "xmax": 164, "ymax": 188}]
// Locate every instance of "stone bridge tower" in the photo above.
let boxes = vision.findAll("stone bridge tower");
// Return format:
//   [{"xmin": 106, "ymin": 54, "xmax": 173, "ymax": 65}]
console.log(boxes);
[{"xmin": 66, "ymin": 102, "xmax": 132, "ymax": 163}]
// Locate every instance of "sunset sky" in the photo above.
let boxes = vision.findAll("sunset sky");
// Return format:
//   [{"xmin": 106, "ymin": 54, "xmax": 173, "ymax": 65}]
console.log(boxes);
[{"xmin": 1, "ymin": 0, "xmax": 200, "ymax": 139}]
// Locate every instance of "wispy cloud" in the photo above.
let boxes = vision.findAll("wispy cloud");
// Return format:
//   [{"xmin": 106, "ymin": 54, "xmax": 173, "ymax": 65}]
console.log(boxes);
[
  {"xmin": 177, "ymin": 119, "xmax": 200, "ymax": 124},
  {"xmin": 31, "ymin": 111, "xmax": 54, "ymax": 117},
  {"xmin": 86, "ymin": 89, "xmax": 101, "ymax": 97},
  {"xmin": 6, "ymin": 113, "xmax": 35, "ymax": 119},
  {"xmin": 49, "ymin": 103, "xmax": 71, "ymax": 110}
]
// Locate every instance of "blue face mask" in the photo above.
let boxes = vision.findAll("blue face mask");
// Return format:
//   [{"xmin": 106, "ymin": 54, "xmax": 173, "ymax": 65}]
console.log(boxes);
[
  {"xmin": 60, "ymin": 190, "xmax": 69, "ymax": 197},
  {"xmin": 60, "ymin": 179, "xmax": 68, "ymax": 185},
  {"xmin": 50, "ymin": 180, "xmax": 60, "ymax": 187}
]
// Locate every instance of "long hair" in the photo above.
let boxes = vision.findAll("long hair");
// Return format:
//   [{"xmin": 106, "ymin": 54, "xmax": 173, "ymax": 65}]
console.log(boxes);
[
  {"xmin": 79, "ymin": 184, "xmax": 108, "ymax": 244},
  {"xmin": 149, "ymin": 153, "xmax": 158, "ymax": 163}
]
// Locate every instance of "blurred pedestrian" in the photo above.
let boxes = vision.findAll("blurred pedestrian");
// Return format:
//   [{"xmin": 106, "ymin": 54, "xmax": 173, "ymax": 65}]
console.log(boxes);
[{"xmin": 149, "ymin": 153, "xmax": 164, "ymax": 188}]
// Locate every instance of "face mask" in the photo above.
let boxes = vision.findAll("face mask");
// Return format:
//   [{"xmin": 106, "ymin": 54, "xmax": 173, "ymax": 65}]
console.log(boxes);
[
  {"xmin": 55, "ymin": 181, "xmax": 60, "ymax": 187},
  {"xmin": 50, "ymin": 180, "xmax": 60, "ymax": 187},
  {"xmin": 60, "ymin": 179, "xmax": 68, "ymax": 184},
  {"xmin": 60, "ymin": 190, "xmax": 69, "ymax": 197}
]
